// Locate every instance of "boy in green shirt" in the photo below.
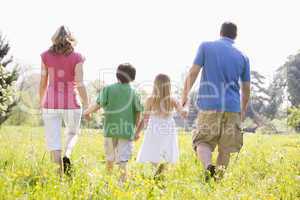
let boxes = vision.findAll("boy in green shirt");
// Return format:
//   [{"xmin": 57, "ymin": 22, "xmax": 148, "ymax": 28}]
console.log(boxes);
[{"xmin": 83, "ymin": 63, "xmax": 143, "ymax": 182}]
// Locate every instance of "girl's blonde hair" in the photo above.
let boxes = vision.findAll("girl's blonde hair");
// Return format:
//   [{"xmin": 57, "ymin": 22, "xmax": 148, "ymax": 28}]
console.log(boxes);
[
  {"xmin": 50, "ymin": 26, "xmax": 76, "ymax": 55},
  {"xmin": 148, "ymin": 74, "xmax": 173, "ymax": 116}
]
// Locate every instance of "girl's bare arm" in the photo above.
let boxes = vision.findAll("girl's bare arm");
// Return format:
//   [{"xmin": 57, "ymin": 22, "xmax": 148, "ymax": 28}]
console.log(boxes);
[{"xmin": 135, "ymin": 98, "xmax": 151, "ymax": 140}]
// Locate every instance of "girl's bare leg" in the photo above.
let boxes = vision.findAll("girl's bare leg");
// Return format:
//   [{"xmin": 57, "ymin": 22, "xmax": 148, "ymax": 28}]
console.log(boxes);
[
  {"xmin": 119, "ymin": 162, "xmax": 128, "ymax": 183},
  {"xmin": 50, "ymin": 150, "xmax": 63, "ymax": 175},
  {"xmin": 154, "ymin": 163, "xmax": 166, "ymax": 177}
]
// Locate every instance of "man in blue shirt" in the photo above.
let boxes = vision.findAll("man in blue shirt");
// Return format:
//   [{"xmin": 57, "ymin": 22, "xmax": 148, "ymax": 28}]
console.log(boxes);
[{"xmin": 182, "ymin": 22, "xmax": 250, "ymax": 181}]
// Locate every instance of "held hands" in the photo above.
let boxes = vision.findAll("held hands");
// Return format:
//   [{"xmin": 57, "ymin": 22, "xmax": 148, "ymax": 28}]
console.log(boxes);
[
  {"xmin": 134, "ymin": 132, "xmax": 141, "ymax": 141},
  {"xmin": 180, "ymin": 110, "xmax": 188, "ymax": 119},
  {"xmin": 179, "ymin": 97, "xmax": 189, "ymax": 119},
  {"xmin": 181, "ymin": 95, "xmax": 188, "ymax": 107},
  {"xmin": 82, "ymin": 104, "xmax": 101, "ymax": 121},
  {"xmin": 83, "ymin": 109, "xmax": 92, "ymax": 121},
  {"xmin": 82, "ymin": 103, "xmax": 91, "ymax": 120}
]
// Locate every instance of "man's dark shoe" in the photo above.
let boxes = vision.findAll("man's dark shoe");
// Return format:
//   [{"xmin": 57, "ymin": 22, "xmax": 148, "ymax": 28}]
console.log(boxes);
[
  {"xmin": 214, "ymin": 167, "xmax": 226, "ymax": 181},
  {"xmin": 63, "ymin": 156, "xmax": 72, "ymax": 176},
  {"xmin": 205, "ymin": 164, "xmax": 216, "ymax": 182}
]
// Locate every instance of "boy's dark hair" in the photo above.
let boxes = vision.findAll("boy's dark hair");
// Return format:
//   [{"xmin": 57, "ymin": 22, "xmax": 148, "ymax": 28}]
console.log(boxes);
[
  {"xmin": 116, "ymin": 63, "xmax": 136, "ymax": 83},
  {"xmin": 220, "ymin": 22, "xmax": 237, "ymax": 40}
]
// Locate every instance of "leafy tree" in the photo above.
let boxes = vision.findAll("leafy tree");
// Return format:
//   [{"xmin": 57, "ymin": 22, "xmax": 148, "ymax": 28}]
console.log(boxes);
[
  {"xmin": 247, "ymin": 69, "xmax": 285, "ymax": 121},
  {"xmin": 285, "ymin": 53, "xmax": 300, "ymax": 106},
  {"xmin": 263, "ymin": 52, "xmax": 300, "ymax": 127},
  {"xmin": 0, "ymin": 33, "xmax": 18, "ymax": 125},
  {"xmin": 86, "ymin": 79, "xmax": 105, "ymax": 102},
  {"xmin": 263, "ymin": 67, "xmax": 285, "ymax": 119},
  {"xmin": 287, "ymin": 107, "xmax": 300, "ymax": 132},
  {"xmin": 247, "ymin": 71, "xmax": 269, "ymax": 121},
  {"xmin": 4, "ymin": 72, "xmax": 41, "ymax": 126},
  {"xmin": 269, "ymin": 52, "xmax": 300, "ymax": 108}
]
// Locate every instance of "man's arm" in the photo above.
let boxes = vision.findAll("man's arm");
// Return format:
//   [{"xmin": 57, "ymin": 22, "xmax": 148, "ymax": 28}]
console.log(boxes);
[
  {"xmin": 182, "ymin": 64, "xmax": 201, "ymax": 106},
  {"xmin": 241, "ymin": 82, "xmax": 250, "ymax": 121}
]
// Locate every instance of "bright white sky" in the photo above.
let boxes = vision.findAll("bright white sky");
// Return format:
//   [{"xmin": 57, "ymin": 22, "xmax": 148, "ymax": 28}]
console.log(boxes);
[{"xmin": 1, "ymin": 0, "xmax": 299, "ymax": 87}]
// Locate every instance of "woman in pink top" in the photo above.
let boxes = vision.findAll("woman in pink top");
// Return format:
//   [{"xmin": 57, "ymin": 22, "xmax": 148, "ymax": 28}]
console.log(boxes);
[{"xmin": 39, "ymin": 26, "xmax": 89, "ymax": 175}]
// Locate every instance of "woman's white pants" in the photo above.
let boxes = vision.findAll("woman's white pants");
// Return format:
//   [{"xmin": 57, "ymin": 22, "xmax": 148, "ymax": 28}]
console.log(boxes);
[{"xmin": 42, "ymin": 109, "xmax": 82, "ymax": 157}]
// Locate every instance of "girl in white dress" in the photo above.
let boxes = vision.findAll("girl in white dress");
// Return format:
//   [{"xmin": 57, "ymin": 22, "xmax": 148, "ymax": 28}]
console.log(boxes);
[{"xmin": 135, "ymin": 74, "xmax": 187, "ymax": 176}]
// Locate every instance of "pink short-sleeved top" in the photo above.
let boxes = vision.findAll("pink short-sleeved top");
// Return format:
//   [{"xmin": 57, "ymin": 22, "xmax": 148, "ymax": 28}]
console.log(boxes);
[{"xmin": 41, "ymin": 50, "xmax": 85, "ymax": 109}]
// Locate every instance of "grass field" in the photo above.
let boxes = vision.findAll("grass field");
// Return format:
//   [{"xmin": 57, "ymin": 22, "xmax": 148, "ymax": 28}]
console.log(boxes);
[{"xmin": 0, "ymin": 126, "xmax": 299, "ymax": 200}]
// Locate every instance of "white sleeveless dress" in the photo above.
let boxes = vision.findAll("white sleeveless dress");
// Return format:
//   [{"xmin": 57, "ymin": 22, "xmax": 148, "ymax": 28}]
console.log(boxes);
[{"xmin": 137, "ymin": 114, "xmax": 179, "ymax": 163}]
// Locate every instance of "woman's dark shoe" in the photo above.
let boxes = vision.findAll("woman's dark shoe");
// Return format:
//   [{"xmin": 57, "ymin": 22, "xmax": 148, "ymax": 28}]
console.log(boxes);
[{"xmin": 63, "ymin": 156, "xmax": 72, "ymax": 176}]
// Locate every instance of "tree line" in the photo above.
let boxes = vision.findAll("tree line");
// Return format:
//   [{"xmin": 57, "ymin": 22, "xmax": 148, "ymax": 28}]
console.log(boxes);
[{"xmin": 1, "ymin": 32, "xmax": 300, "ymax": 132}]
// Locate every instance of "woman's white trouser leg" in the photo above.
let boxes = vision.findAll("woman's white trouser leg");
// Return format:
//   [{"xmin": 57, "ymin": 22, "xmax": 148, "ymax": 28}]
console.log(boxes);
[{"xmin": 63, "ymin": 109, "xmax": 82, "ymax": 158}]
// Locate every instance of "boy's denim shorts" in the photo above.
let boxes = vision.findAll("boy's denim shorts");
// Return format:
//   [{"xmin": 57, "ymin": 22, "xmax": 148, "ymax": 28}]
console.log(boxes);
[{"xmin": 104, "ymin": 137, "xmax": 133, "ymax": 163}]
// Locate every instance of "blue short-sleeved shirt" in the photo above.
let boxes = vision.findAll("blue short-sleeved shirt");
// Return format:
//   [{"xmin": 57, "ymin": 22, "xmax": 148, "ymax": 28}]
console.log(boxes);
[{"xmin": 193, "ymin": 37, "xmax": 250, "ymax": 112}]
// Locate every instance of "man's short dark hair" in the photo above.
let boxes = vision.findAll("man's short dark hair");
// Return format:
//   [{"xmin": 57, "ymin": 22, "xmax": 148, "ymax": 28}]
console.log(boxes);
[
  {"xmin": 116, "ymin": 63, "xmax": 136, "ymax": 83},
  {"xmin": 220, "ymin": 22, "xmax": 237, "ymax": 40}
]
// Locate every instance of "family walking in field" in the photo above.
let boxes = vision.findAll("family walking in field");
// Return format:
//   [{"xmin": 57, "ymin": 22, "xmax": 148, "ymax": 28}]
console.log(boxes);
[{"xmin": 39, "ymin": 22, "xmax": 251, "ymax": 183}]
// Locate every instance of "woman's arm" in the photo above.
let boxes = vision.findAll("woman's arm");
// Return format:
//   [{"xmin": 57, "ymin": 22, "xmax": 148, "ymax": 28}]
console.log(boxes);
[
  {"xmin": 75, "ymin": 63, "xmax": 89, "ymax": 109},
  {"xmin": 39, "ymin": 62, "xmax": 48, "ymax": 107}
]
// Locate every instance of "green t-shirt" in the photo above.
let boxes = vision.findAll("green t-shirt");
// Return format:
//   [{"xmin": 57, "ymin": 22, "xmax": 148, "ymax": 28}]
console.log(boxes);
[{"xmin": 96, "ymin": 83, "xmax": 143, "ymax": 140}]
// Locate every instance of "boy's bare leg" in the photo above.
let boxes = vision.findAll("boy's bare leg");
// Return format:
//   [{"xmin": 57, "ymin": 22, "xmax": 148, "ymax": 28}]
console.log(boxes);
[
  {"xmin": 196, "ymin": 143, "xmax": 212, "ymax": 169},
  {"xmin": 50, "ymin": 150, "xmax": 63, "ymax": 175},
  {"xmin": 151, "ymin": 162, "xmax": 160, "ymax": 176},
  {"xmin": 119, "ymin": 162, "xmax": 128, "ymax": 183},
  {"xmin": 106, "ymin": 160, "xmax": 114, "ymax": 173}
]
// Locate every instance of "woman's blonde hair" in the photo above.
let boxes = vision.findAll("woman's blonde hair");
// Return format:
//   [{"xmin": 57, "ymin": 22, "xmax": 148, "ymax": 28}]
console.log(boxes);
[
  {"xmin": 50, "ymin": 26, "xmax": 76, "ymax": 55},
  {"xmin": 148, "ymin": 74, "xmax": 173, "ymax": 116}
]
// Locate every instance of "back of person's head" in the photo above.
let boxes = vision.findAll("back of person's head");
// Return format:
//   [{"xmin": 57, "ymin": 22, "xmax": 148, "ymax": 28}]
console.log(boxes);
[
  {"xmin": 220, "ymin": 22, "xmax": 237, "ymax": 40},
  {"xmin": 150, "ymin": 74, "xmax": 172, "ymax": 115},
  {"xmin": 116, "ymin": 63, "xmax": 136, "ymax": 83},
  {"xmin": 50, "ymin": 25, "xmax": 76, "ymax": 55}
]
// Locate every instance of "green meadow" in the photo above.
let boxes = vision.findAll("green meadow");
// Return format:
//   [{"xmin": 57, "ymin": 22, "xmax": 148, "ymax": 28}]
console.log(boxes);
[{"xmin": 0, "ymin": 126, "xmax": 299, "ymax": 200}]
